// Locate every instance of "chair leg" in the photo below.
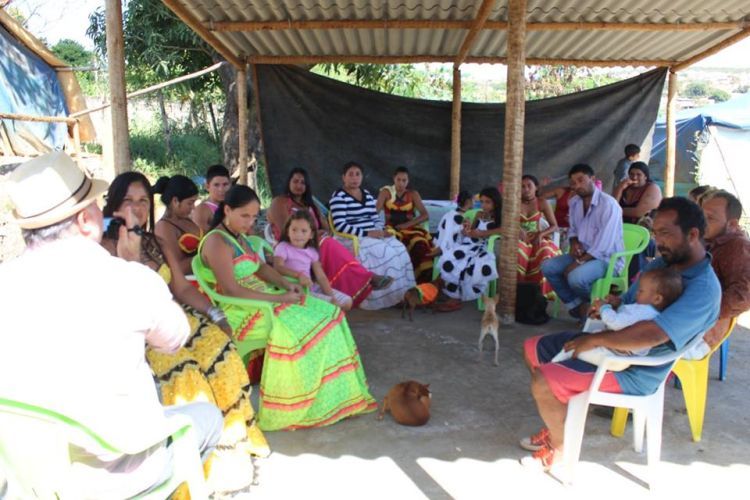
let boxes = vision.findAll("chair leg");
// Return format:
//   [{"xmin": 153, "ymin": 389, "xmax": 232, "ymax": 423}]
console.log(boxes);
[
  {"xmin": 632, "ymin": 409, "xmax": 646, "ymax": 453},
  {"xmin": 719, "ymin": 339, "xmax": 730, "ymax": 381},
  {"xmin": 610, "ymin": 407, "xmax": 629, "ymax": 437},
  {"xmin": 645, "ymin": 387, "xmax": 666, "ymax": 489},
  {"xmin": 674, "ymin": 361, "xmax": 709, "ymax": 442},
  {"xmin": 563, "ymin": 394, "xmax": 590, "ymax": 481}
]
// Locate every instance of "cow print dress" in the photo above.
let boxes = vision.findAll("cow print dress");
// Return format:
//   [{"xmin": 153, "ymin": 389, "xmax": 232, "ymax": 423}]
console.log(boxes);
[{"xmin": 436, "ymin": 211, "xmax": 499, "ymax": 301}]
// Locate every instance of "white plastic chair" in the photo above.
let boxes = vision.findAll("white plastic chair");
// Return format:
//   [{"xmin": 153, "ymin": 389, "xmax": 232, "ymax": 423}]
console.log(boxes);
[
  {"xmin": 0, "ymin": 398, "xmax": 208, "ymax": 499},
  {"xmin": 562, "ymin": 331, "xmax": 707, "ymax": 487}
]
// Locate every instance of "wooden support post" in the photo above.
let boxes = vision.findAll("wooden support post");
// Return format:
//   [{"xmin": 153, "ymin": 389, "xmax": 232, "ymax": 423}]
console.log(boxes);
[
  {"xmin": 450, "ymin": 66, "xmax": 462, "ymax": 200},
  {"xmin": 664, "ymin": 69, "xmax": 677, "ymax": 197},
  {"xmin": 498, "ymin": 0, "xmax": 527, "ymax": 323},
  {"xmin": 237, "ymin": 65, "xmax": 249, "ymax": 186},
  {"xmin": 250, "ymin": 64, "xmax": 265, "ymax": 193},
  {"xmin": 105, "ymin": 0, "xmax": 130, "ymax": 172},
  {"xmin": 72, "ymin": 120, "xmax": 81, "ymax": 157}
]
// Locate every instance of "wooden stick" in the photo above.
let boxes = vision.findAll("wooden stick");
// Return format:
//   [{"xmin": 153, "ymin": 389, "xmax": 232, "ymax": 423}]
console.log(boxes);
[
  {"xmin": 664, "ymin": 70, "xmax": 677, "ymax": 197},
  {"xmin": 70, "ymin": 62, "xmax": 225, "ymax": 119},
  {"xmin": 211, "ymin": 19, "xmax": 746, "ymax": 33},
  {"xmin": 246, "ymin": 54, "xmax": 671, "ymax": 67},
  {"xmin": 672, "ymin": 27, "xmax": 750, "ymax": 71},
  {"xmin": 250, "ymin": 64, "xmax": 266, "ymax": 194},
  {"xmin": 498, "ymin": 0, "xmax": 527, "ymax": 322},
  {"xmin": 72, "ymin": 120, "xmax": 82, "ymax": 157},
  {"xmin": 0, "ymin": 112, "xmax": 77, "ymax": 124},
  {"xmin": 450, "ymin": 66, "xmax": 462, "ymax": 200},
  {"xmin": 161, "ymin": 0, "xmax": 244, "ymax": 68},
  {"xmin": 455, "ymin": 0, "xmax": 498, "ymax": 66},
  {"xmin": 237, "ymin": 65, "xmax": 249, "ymax": 186},
  {"xmin": 105, "ymin": 0, "xmax": 131, "ymax": 172}
]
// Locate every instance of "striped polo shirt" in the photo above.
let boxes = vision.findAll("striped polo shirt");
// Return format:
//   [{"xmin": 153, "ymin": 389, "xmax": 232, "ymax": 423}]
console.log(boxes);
[{"xmin": 329, "ymin": 188, "xmax": 380, "ymax": 237}]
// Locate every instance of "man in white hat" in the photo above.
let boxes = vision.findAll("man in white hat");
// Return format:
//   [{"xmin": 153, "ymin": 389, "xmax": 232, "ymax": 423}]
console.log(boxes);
[{"xmin": 0, "ymin": 152, "xmax": 222, "ymax": 497}]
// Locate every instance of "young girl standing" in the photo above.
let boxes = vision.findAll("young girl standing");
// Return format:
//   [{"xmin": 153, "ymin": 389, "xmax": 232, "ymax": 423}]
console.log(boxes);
[{"xmin": 274, "ymin": 211, "xmax": 354, "ymax": 311}]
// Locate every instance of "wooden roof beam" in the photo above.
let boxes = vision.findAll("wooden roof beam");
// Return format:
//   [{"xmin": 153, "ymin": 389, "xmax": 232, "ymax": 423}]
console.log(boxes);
[
  {"xmin": 672, "ymin": 27, "xmax": 750, "ymax": 71},
  {"xmin": 211, "ymin": 20, "xmax": 747, "ymax": 33},
  {"xmin": 455, "ymin": 0, "xmax": 498, "ymax": 66},
  {"xmin": 161, "ymin": 0, "xmax": 243, "ymax": 68},
  {"xmin": 246, "ymin": 54, "xmax": 672, "ymax": 68}
]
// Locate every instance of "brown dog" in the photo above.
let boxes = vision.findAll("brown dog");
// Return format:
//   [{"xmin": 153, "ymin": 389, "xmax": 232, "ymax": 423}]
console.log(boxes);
[
  {"xmin": 377, "ymin": 380, "xmax": 431, "ymax": 426},
  {"xmin": 402, "ymin": 282, "xmax": 440, "ymax": 321}
]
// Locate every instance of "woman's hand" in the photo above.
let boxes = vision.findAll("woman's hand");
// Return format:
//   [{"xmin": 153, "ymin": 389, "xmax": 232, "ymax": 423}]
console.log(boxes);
[
  {"xmin": 618, "ymin": 177, "xmax": 636, "ymax": 192},
  {"xmin": 285, "ymin": 282, "xmax": 304, "ymax": 294},
  {"xmin": 113, "ymin": 206, "xmax": 141, "ymax": 262},
  {"xmin": 279, "ymin": 290, "xmax": 303, "ymax": 303}
]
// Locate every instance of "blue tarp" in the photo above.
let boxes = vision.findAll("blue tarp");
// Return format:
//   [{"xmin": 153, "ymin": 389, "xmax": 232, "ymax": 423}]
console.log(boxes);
[
  {"xmin": 649, "ymin": 94, "xmax": 750, "ymax": 189},
  {"xmin": 0, "ymin": 24, "xmax": 68, "ymax": 151}
]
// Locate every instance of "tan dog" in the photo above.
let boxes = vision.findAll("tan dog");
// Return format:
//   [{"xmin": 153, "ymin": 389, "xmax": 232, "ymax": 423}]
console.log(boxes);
[
  {"xmin": 479, "ymin": 295, "xmax": 500, "ymax": 366},
  {"xmin": 377, "ymin": 380, "xmax": 431, "ymax": 426}
]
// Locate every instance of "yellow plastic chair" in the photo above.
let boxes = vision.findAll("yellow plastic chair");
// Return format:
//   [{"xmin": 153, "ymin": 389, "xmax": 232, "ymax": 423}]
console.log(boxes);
[
  {"xmin": 610, "ymin": 318, "xmax": 737, "ymax": 442},
  {"xmin": 0, "ymin": 398, "xmax": 208, "ymax": 499},
  {"xmin": 328, "ymin": 212, "xmax": 360, "ymax": 256}
]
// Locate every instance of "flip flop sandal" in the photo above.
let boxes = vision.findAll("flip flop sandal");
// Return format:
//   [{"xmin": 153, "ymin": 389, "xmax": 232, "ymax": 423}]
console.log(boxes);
[{"xmin": 372, "ymin": 275, "xmax": 394, "ymax": 290}]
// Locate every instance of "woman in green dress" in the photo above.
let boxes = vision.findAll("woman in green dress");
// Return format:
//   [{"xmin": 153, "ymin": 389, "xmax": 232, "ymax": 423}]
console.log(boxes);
[{"xmin": 199, "ymin": 185, "xmax": 376, "ymax": 431}]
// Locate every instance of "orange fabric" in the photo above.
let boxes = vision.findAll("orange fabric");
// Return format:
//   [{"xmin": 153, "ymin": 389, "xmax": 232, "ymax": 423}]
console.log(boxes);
[{"xmin": 416, "ymin": 283, "xmax": 439, "ymax": 304}]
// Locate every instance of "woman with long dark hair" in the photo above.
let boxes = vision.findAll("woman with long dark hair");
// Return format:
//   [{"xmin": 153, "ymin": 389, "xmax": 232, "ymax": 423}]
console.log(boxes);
[
  {"xmin": 200, "ymin": 185, "xmax": 376, "ymax": 431},
  {"xmin": 101, "ymin": 172, "xmax": 268, "ymax": 495},
  {"xmin": 152, "ymin": 175, "xmax": 201, "ymax": 275},
  {"xmin": 613, "ymin": 162, "xmax": 662, "ymax": 224},
  {"xmin": 268, "ymin": 167, "xmax": 389, "ymax": 307}
]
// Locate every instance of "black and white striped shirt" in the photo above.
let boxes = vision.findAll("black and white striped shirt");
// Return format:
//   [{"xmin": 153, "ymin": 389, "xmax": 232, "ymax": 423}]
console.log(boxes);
[{"xmin": 329, "ymin": 188, "xmax": 380, "ymax": 238}]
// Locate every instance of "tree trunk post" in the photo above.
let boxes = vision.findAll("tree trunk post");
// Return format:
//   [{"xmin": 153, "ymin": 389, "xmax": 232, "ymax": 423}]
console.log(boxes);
[
  {"xmin": 105, "ymin": 0, "xmax": 131, "ymax": 172},
  {"xmin": 237, "ymin": 65, "xmax": 249, "ymax": 186},
  {"xmin": 664, "ymin": 69, "xmax": 677, "ymax": 197},
  {"xmin": 498, "ymin": 0, "xmax": 527, "ymax": 324},
  {"xmin": 450, "ymin": 65, "xmax": 462, "ymax": 200}
]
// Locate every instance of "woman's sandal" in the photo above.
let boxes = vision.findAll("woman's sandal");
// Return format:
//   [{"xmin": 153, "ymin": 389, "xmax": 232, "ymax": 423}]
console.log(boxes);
[{"xmin": 371, "ymin": 275, "xmax": 394, "ymax": 290}]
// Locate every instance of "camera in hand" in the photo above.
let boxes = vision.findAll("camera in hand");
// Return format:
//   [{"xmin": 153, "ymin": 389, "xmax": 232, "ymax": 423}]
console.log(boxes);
[{"xmin": 103, "ymin": 217, "xmax": 143, "ymax": 240}]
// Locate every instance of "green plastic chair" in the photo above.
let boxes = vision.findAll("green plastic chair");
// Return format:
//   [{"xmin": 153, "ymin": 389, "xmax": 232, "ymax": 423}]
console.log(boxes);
[
  {"xmin": 589, "ymin": 223, "xmax": 651, "ymax": 301},
  {"xmin": 192, "ymin": 254, "xmax": 273, "ymax": 364},
  {"xmin": 247, "ymin": 234, "xmax": 274, "ymax": 263},
  {"xmin": 0, "ymin": 398, "xmax": 208, "ymax": 499}
]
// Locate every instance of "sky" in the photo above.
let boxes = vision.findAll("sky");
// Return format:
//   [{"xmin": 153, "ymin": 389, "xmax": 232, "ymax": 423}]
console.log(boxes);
[{"xmin": 9, "ymin": 0, "xmax": 750, "ymax": 74}]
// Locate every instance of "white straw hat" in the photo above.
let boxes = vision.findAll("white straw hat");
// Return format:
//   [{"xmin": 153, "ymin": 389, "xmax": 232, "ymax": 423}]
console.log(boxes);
[{"xmin": 8, "ymin": 151, "xmax": 108, "ymax": 229}]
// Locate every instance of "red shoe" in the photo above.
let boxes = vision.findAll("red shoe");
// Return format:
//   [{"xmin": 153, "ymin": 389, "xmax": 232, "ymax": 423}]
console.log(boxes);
[
  {"xmin": 519, "ymin": 427, "xmax": 549, "ymax": 452},
  {"xmin": 519, "ymin": 443, "xmax": 559, "ymax": 472}
]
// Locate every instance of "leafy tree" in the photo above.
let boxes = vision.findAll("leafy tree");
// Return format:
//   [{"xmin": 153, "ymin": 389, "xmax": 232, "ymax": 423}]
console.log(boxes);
[
  {"xmin": 526, "ymin": 66, "xmax": 617, "ymax": 100},
  {"xmin": 683, "ymin": 82, "xmax": 710, "ymax": 98},
  {"xmin": 709, "ymin": 88, "xmax": 731, "ymax": 102},
  {"xmin": 51, "ymin": 39, "xmax": 93, "ymax": 68}
]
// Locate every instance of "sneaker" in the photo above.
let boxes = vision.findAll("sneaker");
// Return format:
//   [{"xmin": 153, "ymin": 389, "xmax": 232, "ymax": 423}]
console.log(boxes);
[
  {"xmin": 519, "ymin": 427, "xmax": 549, "ymax": 452},
  {"xmin": 519, "ymin": 443, "xmax": 559, "ymax": 472}
]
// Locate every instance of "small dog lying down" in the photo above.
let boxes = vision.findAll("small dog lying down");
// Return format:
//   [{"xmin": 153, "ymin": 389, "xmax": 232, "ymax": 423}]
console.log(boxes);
[
  {"xmin": 479, "ymin": 295, "xmax": 500, "ymax": 366},
  {"xmin": 402, "ymin": 282, "xmax": 439, "ymax": 321},
  {"xmin": 377, "ymin": 380, "xmax": 431, "ymax": 426}
]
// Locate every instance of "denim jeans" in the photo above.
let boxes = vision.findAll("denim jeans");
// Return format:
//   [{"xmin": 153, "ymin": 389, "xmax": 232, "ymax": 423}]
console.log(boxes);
[{"xmin": 541, "ymin": 254, "xmax": 609, "ymax": 310}]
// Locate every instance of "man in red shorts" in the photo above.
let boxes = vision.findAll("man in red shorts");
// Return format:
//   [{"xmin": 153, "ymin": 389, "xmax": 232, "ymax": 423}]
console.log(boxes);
[{"xmin": 519, "ymin": 197, "xmax": 721, "ymax": 470}]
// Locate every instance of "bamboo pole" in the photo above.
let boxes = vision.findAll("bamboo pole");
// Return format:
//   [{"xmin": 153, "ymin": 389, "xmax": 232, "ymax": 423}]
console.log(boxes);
[
  {"xmin": 161, "ymin": 0, "xmax": 243, "ymax": 68},
  {"xmin": 0, "ymin": 112, "xmax": 77, "ymax": 124},
  {"xmin": 250, "ymin": 64, "xmax": 265, "ymax": 193},
  {"xmin": 664, "ymin": 69, "xmax": 677, "ymax": 197},
  {"xmin": 212, "ymin": 19, "xmax": 746, "ymax": 33},
  {"xmin": 672, "ymin": 27, "xmax": 750, "ymax": 71},
  {"xmin": 246, "ymin": 54, "xmax": 671, "ymax": 67},
  {"xmin": 498, "ymin": 0, "xmax": 527, "ymax": 324},
  {"xmin": 105, "ymin": 0, "xmax": 131, "ymax": 172},
  {"xmin": 70, "ymin": 62, "xmax": 225, "ymax": 119},
  {"xmin": 72, "ymin": 120, "xmax": 82, "ymax": 157},
  {"xmin": 237, "ymin": 65, "xmax": 249, "ymax": 186},
  {"xmin": 455, "ymin": 0, "xmax": 498, "ymax": 66},
  {"xmin": 450, "ymin": 66, "xmax": 462, "ymax": 200}
]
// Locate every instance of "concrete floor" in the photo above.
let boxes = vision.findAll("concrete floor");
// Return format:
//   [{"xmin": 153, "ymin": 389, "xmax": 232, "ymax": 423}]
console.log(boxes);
[{"xmin": 248, "ymin": 306, "xmax": 750, "ymax": 499}]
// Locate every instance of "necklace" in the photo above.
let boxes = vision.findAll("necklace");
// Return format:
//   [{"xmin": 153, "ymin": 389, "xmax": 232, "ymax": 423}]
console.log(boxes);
[{"xmin": 221, "ymin": 222, "xmax": 241, "ymax": 241}]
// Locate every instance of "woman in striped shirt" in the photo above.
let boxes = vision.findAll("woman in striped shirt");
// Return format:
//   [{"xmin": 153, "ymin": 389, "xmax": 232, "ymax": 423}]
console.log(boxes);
[{"xmin": 329, "ymin": 162, "xmax": 416, "ymax": 309}]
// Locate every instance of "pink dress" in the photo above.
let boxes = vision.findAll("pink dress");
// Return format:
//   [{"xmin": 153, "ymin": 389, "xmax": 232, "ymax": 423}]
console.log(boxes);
[{"xmin": 273, "ymin": 197, "xmax": 374, "ymax": 307}]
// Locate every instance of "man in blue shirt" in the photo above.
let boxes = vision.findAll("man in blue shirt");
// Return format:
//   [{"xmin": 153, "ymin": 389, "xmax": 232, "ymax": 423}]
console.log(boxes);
[
  {"xmin": 520, "ymin": 197, "xmax": 720, "ymax": 471},
  {"xmin": 542, "ymin": 164, "xmax": 624, "ymax": 319}
]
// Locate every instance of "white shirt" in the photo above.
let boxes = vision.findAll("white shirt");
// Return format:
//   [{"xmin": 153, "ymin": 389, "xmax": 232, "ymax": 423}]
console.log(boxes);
[{"xmin": 0, "ymin": 236, "xmax": 189, "ymax": 497}]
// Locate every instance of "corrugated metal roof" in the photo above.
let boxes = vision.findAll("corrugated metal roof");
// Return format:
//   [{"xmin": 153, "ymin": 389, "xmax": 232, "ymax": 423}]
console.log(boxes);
[{"xmin": 169, "ymin": 1, "xmax": 750, "ymax": 65}]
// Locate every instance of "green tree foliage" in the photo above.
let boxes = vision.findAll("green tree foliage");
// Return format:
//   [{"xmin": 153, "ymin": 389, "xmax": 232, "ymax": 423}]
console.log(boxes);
[
  {"xmin": 51, "ymin": 39, "xmax": 93, "ymax": 67},
  {"xmin": 525, "ymin": 66, "xmax": 618, "ymax": 100},
  {"xmin": 684, "ymin": 82, "xmax": 710, "ymax": 98},
  {"xmin": 709, "ymin": 88, "xmax": 731, "ymax": 102},
  {"xmin": 316, "ymin": 63, "xmax": 452, "ymax": 98}
]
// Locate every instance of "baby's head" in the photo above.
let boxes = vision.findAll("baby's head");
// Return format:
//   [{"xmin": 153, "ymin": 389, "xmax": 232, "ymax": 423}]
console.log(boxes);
[
  {"xmin": 280, "ymin": 210, "xmax": 318, "ymax": 250},
  {"xmin": 635, "ymin": 268, "xmax": 683, "ymax": 311}
]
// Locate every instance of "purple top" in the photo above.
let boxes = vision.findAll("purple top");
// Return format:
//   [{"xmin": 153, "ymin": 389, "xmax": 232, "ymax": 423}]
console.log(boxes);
[
  {"xmin": 274, "ymin": 241, "xmax": 319, "ymax": 278},
  {"xmin": 568, "ymin": 188, "xmax": 625, "ymax": 273}
]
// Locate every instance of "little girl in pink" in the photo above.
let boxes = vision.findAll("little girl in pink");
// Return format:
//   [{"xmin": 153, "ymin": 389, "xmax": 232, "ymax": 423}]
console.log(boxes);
[{"xmin": 273, "ymin": 211, "xmax": 353, "ymax": 311}]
